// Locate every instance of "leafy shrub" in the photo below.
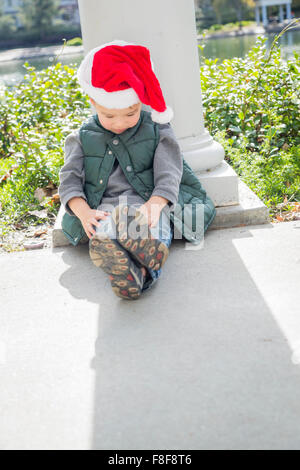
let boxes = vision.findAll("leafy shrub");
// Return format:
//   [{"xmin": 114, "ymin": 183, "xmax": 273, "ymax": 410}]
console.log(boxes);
[
  {"xmin": 240, "ymin": 21, "xmax": 256, "ymax": 27},
  {"xmin": 203, "ymin": 20, "xmax": 256, "ymax": 34},
  {"xmin": 209, "ymin": 24, "xmax": 223, "ymax": 31},
  {"xmin": 0, "ymin": 15, "xmax": 17, "ymax": 38},
  {"xmin": 66, "ymin": 37, "xmax": 83, "ymax": 46},
  {"xmin": 199, "ymin": 25, "xmax": 300, "ymax": 209},
  {"xmin": 0, "ymin": 62, "xmax": 91, "ymax": 237}
]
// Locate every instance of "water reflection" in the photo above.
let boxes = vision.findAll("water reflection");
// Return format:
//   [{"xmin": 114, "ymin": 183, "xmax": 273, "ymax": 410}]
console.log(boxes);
[
  {"xmin": 0, "ymin": 52, "xmax": 83, "ymax": 87},
  {"xmin": 199, "ymin": 30, "xmax": 300, "ymax": 61}
]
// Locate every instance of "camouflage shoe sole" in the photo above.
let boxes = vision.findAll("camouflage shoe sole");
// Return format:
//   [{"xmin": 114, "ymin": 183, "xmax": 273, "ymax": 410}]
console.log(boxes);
[
  {"xmin": 112, "ymin": 204, "xmax": 169, "ymax": 272},
  {"xmin": 89, "ymin": 233, "xmax": 144, "ymax": 300}
]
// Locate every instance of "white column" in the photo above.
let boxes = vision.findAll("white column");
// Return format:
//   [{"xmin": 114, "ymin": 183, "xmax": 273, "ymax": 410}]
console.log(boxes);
[
  {"xmin": 77, "ymin": 0, "xmax": 224, "ymax": 172},
  {"xmin": 279, "ymin": 5, "xmax": 284, "ymax": 23},
  {"xmin": 286, "ymin": 2, "xmax": 292, "ymax": 20},
  {"xmin": 255, "ymin": 6, "xmax": 260, "ymax": 25},
  {"xmin": 262, "ymin": 5, "xmax": 268, "ymax": 26}
]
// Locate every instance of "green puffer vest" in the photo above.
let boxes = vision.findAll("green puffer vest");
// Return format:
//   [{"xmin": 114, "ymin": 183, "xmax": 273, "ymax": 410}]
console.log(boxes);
[{"xmin": 61, "ymin": 110, "xmax": 216, "ymax": 246}]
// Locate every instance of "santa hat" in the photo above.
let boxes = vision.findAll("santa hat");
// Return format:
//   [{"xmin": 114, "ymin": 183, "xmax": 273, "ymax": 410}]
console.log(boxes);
[{"xmin": 77, "ymin": 39, "xmax": 174, "ymax": 124}]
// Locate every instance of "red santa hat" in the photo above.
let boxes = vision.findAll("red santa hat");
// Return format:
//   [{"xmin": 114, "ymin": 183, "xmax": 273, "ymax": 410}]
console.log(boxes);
[{"xmin": 77, "ymin": 39, "xmax": 174, "ymax": 124}]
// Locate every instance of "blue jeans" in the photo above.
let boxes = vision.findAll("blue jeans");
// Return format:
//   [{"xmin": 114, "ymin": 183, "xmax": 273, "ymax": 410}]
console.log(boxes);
[{"xmin": 95, "ymin": 204, "xmax": 173, "ymax": 292}]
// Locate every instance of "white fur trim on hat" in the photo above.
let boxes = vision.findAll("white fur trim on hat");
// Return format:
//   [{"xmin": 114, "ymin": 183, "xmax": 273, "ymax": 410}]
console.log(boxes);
[
  {"xmin": 151, "ymin": 106, "xmax": 174, "ymax": 124},
  {"xmin": 85, "ymin": 83, "xmax": 141, "ymax": 109}
]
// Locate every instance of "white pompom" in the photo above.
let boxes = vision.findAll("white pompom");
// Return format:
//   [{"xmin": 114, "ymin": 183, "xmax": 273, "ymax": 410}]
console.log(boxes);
[{"xmin": 151, "ymin": 105, "xmax": 174, "ymax": 124}]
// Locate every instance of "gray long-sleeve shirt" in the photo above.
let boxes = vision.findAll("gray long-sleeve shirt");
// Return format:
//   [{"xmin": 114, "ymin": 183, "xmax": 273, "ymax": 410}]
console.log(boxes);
[{"xmin": 58, "ymin": 122, "xmax": 183, "ymax": 216}]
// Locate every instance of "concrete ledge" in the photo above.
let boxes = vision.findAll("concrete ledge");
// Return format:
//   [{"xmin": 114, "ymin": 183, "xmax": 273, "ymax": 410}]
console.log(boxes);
[
  {"xmin": 211, "ymin": 178, "xmax": 269, "ymax": 230},
  {"xmin": 52, "ymin": 178, "xmax": 269, "ymax": 247},
  {"xmin": 196, "ymin": 160, "xmax": 239, "ymax": 207}
]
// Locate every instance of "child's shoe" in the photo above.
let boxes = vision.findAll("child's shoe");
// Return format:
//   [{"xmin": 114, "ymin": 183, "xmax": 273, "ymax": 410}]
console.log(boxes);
[
  {"xmin": 89, "ymin": 233, "xmax": 144, "ymax": 300},
  {"xmin": 112, "ymin": 204, "xmax": 169, "ymax": 271}
]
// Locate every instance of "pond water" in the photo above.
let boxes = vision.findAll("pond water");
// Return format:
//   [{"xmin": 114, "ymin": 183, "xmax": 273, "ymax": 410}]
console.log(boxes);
[
  {"xmin": 200, "ymin": 30, "xmax": 300, "ymax": 61},
  {"xmin": 0, "ymin": 30, "xmax": 299, "ymax": 87},
  {"xmin": 0, "ymin": 52, "xmax": 83, "ymax": 87}
]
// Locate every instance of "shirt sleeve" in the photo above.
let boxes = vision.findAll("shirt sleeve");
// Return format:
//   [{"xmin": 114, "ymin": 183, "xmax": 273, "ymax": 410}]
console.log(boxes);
[
  {"xmin": 151, "ymin": 123, "xmax": 183, "ymax": 211},
  {"xmin": 58, "ymin": 130, "xmax": 88, "ymax": 216}
]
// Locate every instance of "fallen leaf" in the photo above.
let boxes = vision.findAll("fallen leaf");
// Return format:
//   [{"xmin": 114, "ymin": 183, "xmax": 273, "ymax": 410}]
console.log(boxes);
[
  {"xmin": 47, "ymin": 193, "xmax": 60, "ymax": 207},
  {"xmin": 45, "ymin": 181, "xmax": 56, "ymax": 189},
  {"xmin": 23, "ymin": 241, "xmax": 45, "ymax": 250},
  {"xmin": 27, "ymin": 209, "xmax": 48, "ymax": 219},
  {"xmin": 0, "ymin": 172, "xmax": 11, "ymax": 184},
  {"xmin": 276, "ymin": 215, "xmax": 284, "ymax": 221},
  {"xmin": 292, "ymin": 203, "xmax": 300, "ymax": 212},
  {"xmin": 34, "ymin": 188, "xmax": 47, "ymax": 202},
  {"xmin": 33, "ymin": 229, "xmax": 48, "ymax": 237},
  {"xmin": 51, "ymin": 193, "xmax": 60, "ymax": 203},
  {"xmin": 0, "ymin": 164, "xmax": 19, "ymax": 185},
  {"xmin": 34, "ymin": 183, "xmax": 58, "ymax": 201},
  {"xmin": 12, "ymin": 222, "xmax": 25, "ymax": 229}
]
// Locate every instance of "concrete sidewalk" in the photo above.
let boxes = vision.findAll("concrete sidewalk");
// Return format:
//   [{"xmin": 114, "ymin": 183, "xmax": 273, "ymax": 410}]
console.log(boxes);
[{"xmin": 0, "ymin": 220, "xmax": 300, "ymax": 450}]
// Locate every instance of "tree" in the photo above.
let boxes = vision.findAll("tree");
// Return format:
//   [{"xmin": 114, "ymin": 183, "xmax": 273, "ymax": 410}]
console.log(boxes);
[
  {"xmin": 231, "ymin": 0, "xmax": 255, "ymax": 24},
  {"xmin": 0, "ymin": 0, "xmax": 17, "ymax": 38},
  {"xmin": 211, "ymin": 0, "xmax": 255, "ymax": 25},
  {"xmin": 19, "ymin": 0, "xmax": 59, "ymax": 39},
  {"xmin": 211, "ymin": 0, "xmax": 226, "ymax": 24}
]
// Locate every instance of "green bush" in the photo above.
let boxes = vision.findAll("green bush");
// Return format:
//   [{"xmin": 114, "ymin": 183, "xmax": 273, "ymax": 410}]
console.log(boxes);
[
  {"xmin": 199, "ymin": 27, "xmax": 300, "ymax": 209},
  {"xmin": 209, "ymin": 24, "xmax": 223, "ymax": 31},
  {"xmin": 66, "ymin": 37, "xmax": 83, "ymax": 46},
  {"xmin": 240, "ymin": 21, "xmax": 255, "ymax": 27},
  {"xmin": 204, "ymin": 20, "xmax": 256, "ymax": 34},
  {"xmin": 0, "ymin": 62, "xmax": 91, "ymax": 237},
  {"xmin": 0, "ymin": 15, "xmax": 17, "ymax": 37}
]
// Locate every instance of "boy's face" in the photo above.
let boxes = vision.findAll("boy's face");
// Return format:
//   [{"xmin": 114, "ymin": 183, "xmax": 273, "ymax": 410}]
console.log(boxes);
[{"xmin": 90, "ymin": 98, "xmax": 142, "ymax": 134}]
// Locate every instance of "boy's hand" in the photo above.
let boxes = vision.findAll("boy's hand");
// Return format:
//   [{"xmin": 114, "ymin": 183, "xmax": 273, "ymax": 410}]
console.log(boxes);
[
  {"xmin": 139, "ymin": 195, "xmax": 169, "ymax": 229},
  {"xmin": 80, "ymin": 208, "xmax": 110, "ymax": 239}
]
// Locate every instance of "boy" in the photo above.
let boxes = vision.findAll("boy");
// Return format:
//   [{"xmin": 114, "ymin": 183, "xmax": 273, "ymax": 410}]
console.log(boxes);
[{"xmin": 58, "ymin": 40, "xmax": 216, "ymax": 300}]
